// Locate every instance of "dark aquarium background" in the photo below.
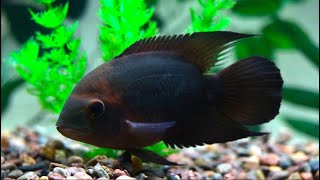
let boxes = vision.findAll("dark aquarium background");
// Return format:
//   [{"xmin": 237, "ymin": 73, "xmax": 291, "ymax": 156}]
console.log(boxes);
[{"xmin": 1, "ymin": 0, "xmax": 319, "ymax": 179}]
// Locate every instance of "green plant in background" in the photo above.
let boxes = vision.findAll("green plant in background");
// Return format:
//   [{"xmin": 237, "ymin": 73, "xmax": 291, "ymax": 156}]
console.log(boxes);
[
  {"xmin": 6, "ymin": 0, "xmax": 86, "ymax": 113},
  {"xmin": 83, "ymin": 0, "xmax": 178, "ymax": 159},
  {"xmin": 232, "ymin": 0, "xmax": 319, "ymax": 138},
  {"xmin": 187, "ymin": 0, "xmax": 236, "ymax": 33},
  {"xmin": 99, "ymin": 0, "xmax": 158, "ymax": 61}
]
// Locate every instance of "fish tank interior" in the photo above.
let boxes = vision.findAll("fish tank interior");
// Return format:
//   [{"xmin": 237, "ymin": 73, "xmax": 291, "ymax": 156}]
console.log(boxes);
[{"xmin": 1, "ymin": 0, "xmax": 319, "ymax": 179}]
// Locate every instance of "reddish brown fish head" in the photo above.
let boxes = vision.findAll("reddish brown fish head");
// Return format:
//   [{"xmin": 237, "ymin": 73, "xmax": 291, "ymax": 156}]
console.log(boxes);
[{"xmin": 56, "ymin": 93, "xmax": 120, "ymax": 144}]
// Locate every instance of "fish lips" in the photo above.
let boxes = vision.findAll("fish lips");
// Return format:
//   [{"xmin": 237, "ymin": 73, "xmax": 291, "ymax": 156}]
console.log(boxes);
[{"xmin": 56, "ymin": 126, "xmax": 92, "ymax": 139}]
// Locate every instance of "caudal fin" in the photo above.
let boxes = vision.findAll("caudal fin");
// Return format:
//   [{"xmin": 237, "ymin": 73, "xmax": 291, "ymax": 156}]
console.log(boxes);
[{"xmin": 215, "ymin": 56, "xmax": 283, "ymax": 125}]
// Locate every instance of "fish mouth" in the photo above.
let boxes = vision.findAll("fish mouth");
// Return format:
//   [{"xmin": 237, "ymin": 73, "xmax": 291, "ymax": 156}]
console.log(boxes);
[{"xmin": 56, "ymin": 126, "xmax": 91, "ymax": 138}]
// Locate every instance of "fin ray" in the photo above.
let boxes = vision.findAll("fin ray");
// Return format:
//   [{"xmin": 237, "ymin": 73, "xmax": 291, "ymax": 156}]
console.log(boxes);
[{"xmin": 116, "ymin": 31, "xmax": 254, "ymax": 73}]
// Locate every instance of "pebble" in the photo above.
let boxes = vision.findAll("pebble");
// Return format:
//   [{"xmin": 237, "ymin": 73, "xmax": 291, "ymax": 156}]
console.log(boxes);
[
  {"xmin": 237, "ymin": 171, "xmax": 247, "ymax": 179},
  {"xmin": 40, "ymin": 176, "xmax": 49, "ymax": 180},
  {"xmin": 136, "ymin": 173, "xmax": 148, "ymax": 180},
  {"xmin": 260, "ymin": 153, "xmax": 280, "ymax": 166},
  {"xmin": 113, "ymin": 169, "xmax": 127, "ymax": 178},
  {"xmin": 67, "ymin": 156, "xmax": 83, "ymax": 166},
  {"xmin": 242, "ymin": 155, "xmax": 260, "ymax": 169},
  {"xmin": 142, "ymin": 168, "xmax": 165, "ymax": 178},
  {"xmin": 249, "ymin": 145, "xmax": 262, "ymax": 156},
  {"xmin": 53, "ymin": 167, "xmax": 71, "ymax": 177},
  {"xmin": 66, "ymin": 176, "xmax": 78, "ymax": 180},
  {"xmin": 279, "ymin": 155, "xmax": 293, "ymax": 169},
  {"xmin": 212, "ymin": 173, "xmax": 223, "ymax": 180},
  {"xmin": 1, "ymin": 162, "xmax": 17, "ymax": 170},
  {"xmin": 180, "ymin": 170, "xmax": 202, "ymax": 180},
  {"xmin": 48, "ymin": 172, "xmax": 66, "ymax": 180},
  {"xmin": 54, "ymin": 150, "xmax": 66, "ymax": 163},
  {"xmin": 267, "ymin": 170, "xmax": 289, "ymax": 180},
  {"xmin": 93, "ymin": 163, "xmax": 109, "ymax": 178},
  {"xmin": 269, "ymin": 166, "xmax": 282, "ymax": 172},
  {"xmin": 301, "ymin": 172, "xmax": 313, "ymax": 180},
  {"xmin": 7, "ymin": 169, "xmax": 23, "ymax": 179},
  {"xmin": 49, "ymin": 162, "xmax": 68, "ymax": 170},
  {"xmin": 40, "ymin": 147, "xmax": 56, "ymax": 161},
  {"xmin": 87, "ymin": 155, "xmax": 108, "ymax": 167},
  {"xmin": 66, "ymin": 167, "xmax": 82, "ymax": 176},
  {"xmin": 255, "ymin": 169, "xmax": 265, "ymax": 179},
  {"xmin": 288, "ymin": 172, "xmax": 302, "ymax": 180},
  {"xmin": 310, "ymin": 158, "xmax": 319, "ymax": 173},
  {"xmin": 116, "ymin": 175, "xmax": 136, "ymax": 180},
  {"xmin": 97, "ymin": 177, "xmax": 110, "ymax": 180},
  {"xmin": 19, "ymin": 153, "xmax": 36, "ymax": 166},
  {"xmin": 74, "ymin": 172, "xmax": 93, "ymax": 180},
  {"xmin": 203, "ymin": 170, "xmax": 215, "ymax": 179},
  {"xmin": 216, "ymin": 163, "xmax": 232, "ymax": 174},
  {"xmin": 291, "ymin": 152, "xmax": 309, "ymax": 164},
  {"xmin": 300, "ymin": 162, "xmax": 312, "ymax": 172},
  {"xmin": 17, "ymin": 172, "xmax": 40, "ymax": 180}
]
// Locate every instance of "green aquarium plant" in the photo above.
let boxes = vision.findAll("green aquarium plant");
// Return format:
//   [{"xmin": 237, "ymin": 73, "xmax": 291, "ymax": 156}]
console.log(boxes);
[
  {"xmin": 6, "ymin": 0, "xmax": 86, "ymax": 113},
  {"xmin": 99, "ymin": 0, "xmax": 158, "ymax": 61},
  {"xmin": 83, "ymin": 0, "xmax": 179, "ymax": 159},
  {"xmin": 187, "ymin": 0, "xmax": 236, "ymax": 33}
]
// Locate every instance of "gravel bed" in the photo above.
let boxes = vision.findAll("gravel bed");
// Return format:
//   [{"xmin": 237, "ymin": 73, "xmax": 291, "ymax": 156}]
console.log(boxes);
[{"xmin": 1, "ymin": 127, "xmax": 319, "ymax": 180}]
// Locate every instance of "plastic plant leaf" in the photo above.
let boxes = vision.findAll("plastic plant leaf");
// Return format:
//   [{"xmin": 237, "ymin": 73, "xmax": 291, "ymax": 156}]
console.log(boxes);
[
  {"xmin": 262, "ymin": 21, "xmax": 295, "ymax": 49},
  {"xmin": 28, "ymin": 2, "xmax": 69, "ymax": 29},
  {"xmin": 283, "ymin": 87, "xmax": 319, "ymax": 109},
  {"xmin": 188, "ymin": 0, "xmax": 236, "ymax": 33},
  {"xmin": 35, "ymin": 0, "xmax": 56, "ymax": 5},
  {"xmin": 145, "ymin": 141, "xmax": 178, "ymax": 157},
  {"xmin": 35, "ymin": 22, "xmax": 78, "ymax": 48},
  {"xmin": 99, "ymin": 0, "xmax": 158, "ymax": 61},
  {"xmin": 235, "ymin": 37, "xmax": 274, "ymax": 60},
  {"xmin": 263, "ymin": 19, "xmax": 319, "ymax": 67},
  {"xmin": 232, "ymin": 0, "xmax": 283, "ymax": 17},
  {"xmin": 283, "ymin": 116, "xmax": 319, "ymax": 139}
]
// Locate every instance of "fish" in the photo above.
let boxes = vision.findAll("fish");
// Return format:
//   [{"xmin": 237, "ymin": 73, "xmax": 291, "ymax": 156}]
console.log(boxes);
[{"xmin": 56, "ymin": 31, "xmax": 283, "ymax": 165}]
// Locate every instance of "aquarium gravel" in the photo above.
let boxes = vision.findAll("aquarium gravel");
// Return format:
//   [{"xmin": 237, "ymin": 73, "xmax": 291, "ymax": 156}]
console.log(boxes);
[{"xmin": 1, "ymin": 127, "xmax": 319, "ymax": 180}]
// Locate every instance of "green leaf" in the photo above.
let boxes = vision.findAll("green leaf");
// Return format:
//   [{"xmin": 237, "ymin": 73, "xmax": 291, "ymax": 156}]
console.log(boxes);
[
  {"xmin": 283, "ymin": 117, "xmax": 319, "ymax": 139},
  {"xmin": 235, "ymin": 36, "xmax": 274, "ymax": 60},
  {"xmin": 187, "ymin": 0, "xmax": 236, "ymax": 33},
  {"xmin": 262, "ymin": 19, "xmax": 319, "ymax": 67},
  {"xmin": 36, "ymin": 22, "xmax": 79, "ymax": 48},
  {"xmin": 232, "ymin": 0, "xmax": 283, "ymax": 17},
  {"xmin": 99, "ymin": 0, "xmax": 158, "ymax": 61},
  {"xmin": 28, "ymin": 2, "xmax": 69, "ymax": 29},
  {"xmin": 145, "ymin": 141, "xmax": 178, "ymax": 157},
  {"xmin": 283, "ymin": 87, "xmax": 319, "ymax": 109}
]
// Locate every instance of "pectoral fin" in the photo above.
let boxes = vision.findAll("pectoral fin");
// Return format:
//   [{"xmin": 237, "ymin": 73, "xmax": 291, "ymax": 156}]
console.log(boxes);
[
  {"xmin": 127, "ymin": 148, "xmax": 180, "ymax": 165},
  {"xmin": 125, "ymin": 120, "xmax": 176, "ymax": 138}
]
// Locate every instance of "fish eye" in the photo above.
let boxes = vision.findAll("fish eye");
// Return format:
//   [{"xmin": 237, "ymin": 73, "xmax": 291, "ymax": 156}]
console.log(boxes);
[{"xmin": 87, "ymin": 99, "xmax": 105, "ymax": 118}]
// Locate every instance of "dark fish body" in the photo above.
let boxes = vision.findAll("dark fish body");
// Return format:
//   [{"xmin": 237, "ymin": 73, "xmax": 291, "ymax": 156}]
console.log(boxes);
[{"xmin": 56, "ymin": 31, "xmax": 283, "ymax": 165}]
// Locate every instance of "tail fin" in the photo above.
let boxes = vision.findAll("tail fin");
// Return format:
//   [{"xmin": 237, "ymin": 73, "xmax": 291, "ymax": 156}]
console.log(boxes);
[{"xmin": 211, "ymin": 56, "xmax": 283, "ymax": 125}]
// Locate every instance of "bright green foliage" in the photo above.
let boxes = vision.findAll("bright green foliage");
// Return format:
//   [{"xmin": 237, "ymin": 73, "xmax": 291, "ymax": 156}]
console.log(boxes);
[
  {"xmin": 7, "ymin": 1, "xmax": 86, "ymax": 113},
  {"xmin": 28, "ymin": 2, "xmax": 69, "ymax": 29},
  {"xmin": 35, "ymin": 22, "xmax": 79, "ymax": 49},
  {"xmin": 145, "ymin": 141, "xmax": 178, "ymax": 157},
  {"xmin": 99, "ymin": 0, "xmax": 158, "ymax": 61},
  {"xmin": 188, "ymin": 0, "xmax": 236, "ymax": 33}
]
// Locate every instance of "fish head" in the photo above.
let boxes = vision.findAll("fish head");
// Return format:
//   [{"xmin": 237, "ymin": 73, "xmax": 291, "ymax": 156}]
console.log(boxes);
[{"xmin": 56, "ymin": 76, "xmax": 123, "ymax": 147}]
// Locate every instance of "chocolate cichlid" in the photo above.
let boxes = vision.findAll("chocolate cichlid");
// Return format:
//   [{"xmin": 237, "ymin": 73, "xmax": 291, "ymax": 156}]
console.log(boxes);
[{"xmin": 56, "ymin": 31, "xmax": 283, "ymax": 165}]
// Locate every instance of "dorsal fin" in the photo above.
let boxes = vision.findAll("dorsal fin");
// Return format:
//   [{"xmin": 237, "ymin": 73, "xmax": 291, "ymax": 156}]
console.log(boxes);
[{"xmin": 116, "ymin": 31, "xmax": 254, "ymax": 73}]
